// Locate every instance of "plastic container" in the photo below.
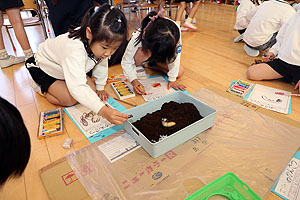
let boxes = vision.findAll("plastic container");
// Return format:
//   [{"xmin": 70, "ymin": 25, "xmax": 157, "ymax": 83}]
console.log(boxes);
[
  {"xmin": 185, "ymin": 172, "xmax": 262, "ymax": 200},
  {"xmin": 123, "ymin": 91, "xmax": 216, "ymax": 158}
]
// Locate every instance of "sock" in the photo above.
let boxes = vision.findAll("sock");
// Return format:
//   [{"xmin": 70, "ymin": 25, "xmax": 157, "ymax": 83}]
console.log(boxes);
[
  {"xmin": 0, "ymin": 49, "xmax": 9, "ymax": 59},
  {"xmin": 186, "ymin": 17, "xmax": 192, "ymax": 23},
  {"xmin": 176, "ymin": 21, "xmax": 181, "ymax": 26},
  {"xmin": 23, "ymin": 48, "xmax": 33, "ymax": 60}
]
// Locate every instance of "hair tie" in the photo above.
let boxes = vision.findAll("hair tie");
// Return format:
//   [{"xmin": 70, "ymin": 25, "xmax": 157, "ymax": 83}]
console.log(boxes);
[
  {"xmin": 94, "ymin": 6, "xmax": 99, "ymax": 13},
  {"xmin": 142, "ymin": 9, "xmax": 165, "ymax": 39}
]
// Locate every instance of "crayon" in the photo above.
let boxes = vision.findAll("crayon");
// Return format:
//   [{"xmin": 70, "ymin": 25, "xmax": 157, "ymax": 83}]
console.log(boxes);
[
  {"xmin": 45, "ymin": 116, "xmax": 60, "ymax": 121},
  {"xmin": 239, "ymin": 80, "xmax": 250, "ymax": 85},
  {"xmin": 237, "ymin": 82, "xmax": 249, "ymax": 88},
  {"xmin": 116, "ymin": 88, "xmax": 132, "ymax": 92},
  {"xmin": 230, "ymin": 88, "xmax": 243, "ymax": 94},
  {"xmin": 234, "ymin": 85, "xmax": 247, "ymax": 91},
  {"xmin": 275, "ymin": 92, "xmax": 300, "ymax": 97}
]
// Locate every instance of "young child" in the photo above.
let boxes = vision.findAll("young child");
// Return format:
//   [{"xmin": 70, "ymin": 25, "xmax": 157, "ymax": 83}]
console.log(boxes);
[
  {"xmin": 175, "ymin": 0, "xmax": 200, "ymax": 31},
  {"xmin": 26, "ymin": 4, "xmax": 129, "ymax": 125},
  {"xmin": 246, "ymin": 11, "xmax": 300, "ymax": 93},
  {"xmin": 121, "ymin": 10, "xmax": 186, "ymax": 95},
  {"xmin": 242, "ymin": 0, "xmax": 296, "ymax": 57},
  {"xmin": 0, "ymin": 97, "xmax": 31, "ymax": 186},
  {"xmin": 233, "ymin": 0, "xmax": 260, "ymax": 43}
]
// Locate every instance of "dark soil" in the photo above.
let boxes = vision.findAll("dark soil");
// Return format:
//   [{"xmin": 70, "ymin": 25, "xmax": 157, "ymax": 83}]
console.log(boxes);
[{"xmin": 132, "ymin": 101, "xmax": 203, "ymax": 142}]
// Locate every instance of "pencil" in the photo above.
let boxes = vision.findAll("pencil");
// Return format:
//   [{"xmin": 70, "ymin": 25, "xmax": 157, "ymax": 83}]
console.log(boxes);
[
  {"xmin": 113, "ymin": 97, "xmax": 137, "ymax": 107},
  {"xmin": 275, "ymin": 92, "xmax": 300, "ymax": 97}
]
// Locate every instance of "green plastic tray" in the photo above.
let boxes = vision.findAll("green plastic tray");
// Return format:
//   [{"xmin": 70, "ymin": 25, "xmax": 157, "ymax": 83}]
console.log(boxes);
[{"xmin": 185, "ymin": 172, "xmax": 262, "ymax": 200}]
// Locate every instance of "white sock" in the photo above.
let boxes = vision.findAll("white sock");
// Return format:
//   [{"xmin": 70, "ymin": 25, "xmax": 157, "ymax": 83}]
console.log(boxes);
[
  {"xmin": 0, "ymin": 49, "xmax": 9, "ymax": 59},
  {"xmin": 23, "ymin": 49, "xmax": 33, "ymax": 60}
]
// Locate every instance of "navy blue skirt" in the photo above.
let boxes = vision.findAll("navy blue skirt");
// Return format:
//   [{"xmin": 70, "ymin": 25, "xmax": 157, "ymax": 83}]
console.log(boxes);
[{"xmin": 0, "ymin": 0, "xmax": 24, "ymax": 11}]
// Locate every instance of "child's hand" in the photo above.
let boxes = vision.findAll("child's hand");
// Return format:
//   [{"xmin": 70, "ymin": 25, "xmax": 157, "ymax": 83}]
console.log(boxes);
[
  {"xmin": 295, "ymin": 80, "xmax": 300, "ymax": 93},
  {"xmin": 96, "ymin": 90, "xmax": 109, "ymax": 102},
  {"xmin": 262, "ymin": 52, "xmax": 275, "ymax": 62},
  {"xmin": 168, "ymin": 81, "xmax": 187, "ymax": 91},
  {"xmin": 98, "ymin": 106, "xmax": 128, "ymax": 125},
  {"xmin": 132, "ymin": 79, "xmax": 145, "ymax": 95}
]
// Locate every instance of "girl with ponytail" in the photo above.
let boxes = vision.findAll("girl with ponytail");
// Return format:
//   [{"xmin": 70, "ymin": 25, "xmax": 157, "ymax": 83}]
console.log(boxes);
[{"xmin": 25, "ymin": 4, "xmax": 129, "ymax": 125}]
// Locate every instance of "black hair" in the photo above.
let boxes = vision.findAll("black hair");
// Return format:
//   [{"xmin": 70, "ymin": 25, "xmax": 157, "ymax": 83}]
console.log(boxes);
[
  {"xmin": 135, "ymin": 11, "xmax": 180, "ymax": 65},
  {"xmin": 0, "ymin": 97, "xmax": 31, "ymax": 186},
  {"xmin": 68, "ymin": 4, "xmax": 128, "ymax": 60}
]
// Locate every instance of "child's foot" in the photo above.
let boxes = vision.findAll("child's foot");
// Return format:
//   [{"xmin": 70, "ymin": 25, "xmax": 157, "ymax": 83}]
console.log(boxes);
[
  {"xmin": 183, "ymin": 21, "xmax": 197, "ymax": 30},
  {"xmin": 243, "ymin": 44, "xmax": 259, "ymax": 57},
  {"xmin": 192, "ymin": 18, "xmax": 196, "ymax": 24},
  {"xmin": 0, "ymin": 55, "xmax": 25, "ymax": 68},
  {"xmin": 233, "ymin": 34, "xmax": 244, "ymax": 43},
  {"xmin": 180, "ymin": 26, "xmax": 189, "ymax": 32}
]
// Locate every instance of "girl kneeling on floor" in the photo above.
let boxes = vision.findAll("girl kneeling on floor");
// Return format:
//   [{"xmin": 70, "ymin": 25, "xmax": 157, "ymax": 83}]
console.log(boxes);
[
  {"xmin": 121, "ymin": 10, "xmax": 186, "ymax": 94},
  {"xmin": 26, "ymin": 4, "xmax": 129, "ymax": 125}
]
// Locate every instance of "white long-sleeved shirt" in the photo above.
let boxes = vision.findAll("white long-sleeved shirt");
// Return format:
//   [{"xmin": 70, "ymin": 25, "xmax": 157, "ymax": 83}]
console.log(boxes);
[
  {"xmin": 34, "ymin": 33, "xmax": 108, "ymax": 113},
  {"xmin": 269, "ymin": 11, "xmax": 300, "ymax": 66},
  {"xmin": 243, "ymin": 0, "xmax": 296, "ymax": 47},
  {"xmin": 121, "ymin": 18, "xmax": 182, "ymax": 83},
  {"xmin": 233, "ymin": 0, "xmax": 256, "ymax": 30}
]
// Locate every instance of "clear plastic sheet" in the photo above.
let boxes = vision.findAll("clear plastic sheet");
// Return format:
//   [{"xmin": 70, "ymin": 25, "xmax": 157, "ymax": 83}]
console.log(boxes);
[{"xmin": 66, "ymin": 88, "xmax": 300, "ymax": 199}]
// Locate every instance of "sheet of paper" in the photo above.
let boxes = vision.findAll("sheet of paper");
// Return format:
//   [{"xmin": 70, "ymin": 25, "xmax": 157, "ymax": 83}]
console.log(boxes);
[
  {"xmin": 273, "ymin": 152, "xmax": 300, "ymax": 200},
  {"xmin": 139, "ymin": 76, "xmax": 174, "ymax": 101},
  {"xmin": 65, "ymin": 102, "xmax": 113, "ymax": 138},
  {"xmin": 98, "ymin": 132, "xmax": 140, "ymax": 163},
  {"xmin": 246, "ymin": 84, "xmax": 291, "ymax": 114}
]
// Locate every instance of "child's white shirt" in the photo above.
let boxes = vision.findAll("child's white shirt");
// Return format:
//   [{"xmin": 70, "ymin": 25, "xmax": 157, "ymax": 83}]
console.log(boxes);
[
  {"xmin": 121, "ymin": 18, "xmax": 182, "ymax": 83},
  {"xmin": 269, "ymin": 11, "xmax": 300, "ymax": 66},
  {"xmin": 34, "ymin": 33, "xmax": 108, "ymax": 114},
  {"xmin": 233, "ymin": 0, "xmax": 256, "ymax": 30},
  {"xmin": 243, "ymin": 0, "xmax": 296, "ymax": 47}
]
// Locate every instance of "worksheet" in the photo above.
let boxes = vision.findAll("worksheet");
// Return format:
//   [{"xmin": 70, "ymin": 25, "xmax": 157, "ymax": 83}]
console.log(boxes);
[
  {"xmin": 246, "ymin": 84, "xmax": 291, "ymax": 114},
  {"xmin": 273, "ymin": 151, "xmax": 300, "ymax": 200},
  {"xmin": 98, "ymin": 132, "xmax": 140, "ymax": 163},
  {"xmin": 139, "ymin": 76, "xmax": 175, "ymax": 101},
  {"xmin": 64, "ymin": 97, "xmax": 127, "ymax": 143}
]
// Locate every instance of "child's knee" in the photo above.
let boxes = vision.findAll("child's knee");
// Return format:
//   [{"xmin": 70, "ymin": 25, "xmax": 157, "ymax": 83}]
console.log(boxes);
[
  {"xmin": 246, "ymin": 66, "xmax": 259, "ymax": 80},
  {"xmin": 61, "ymin": 98, "xmax": 77, "ymax": 107}
]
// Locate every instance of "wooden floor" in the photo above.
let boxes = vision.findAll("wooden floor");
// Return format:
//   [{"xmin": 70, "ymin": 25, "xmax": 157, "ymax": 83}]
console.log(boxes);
[{"xmin": 0, "ymin": 3, "xmax": 298, "ymax": 199}]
